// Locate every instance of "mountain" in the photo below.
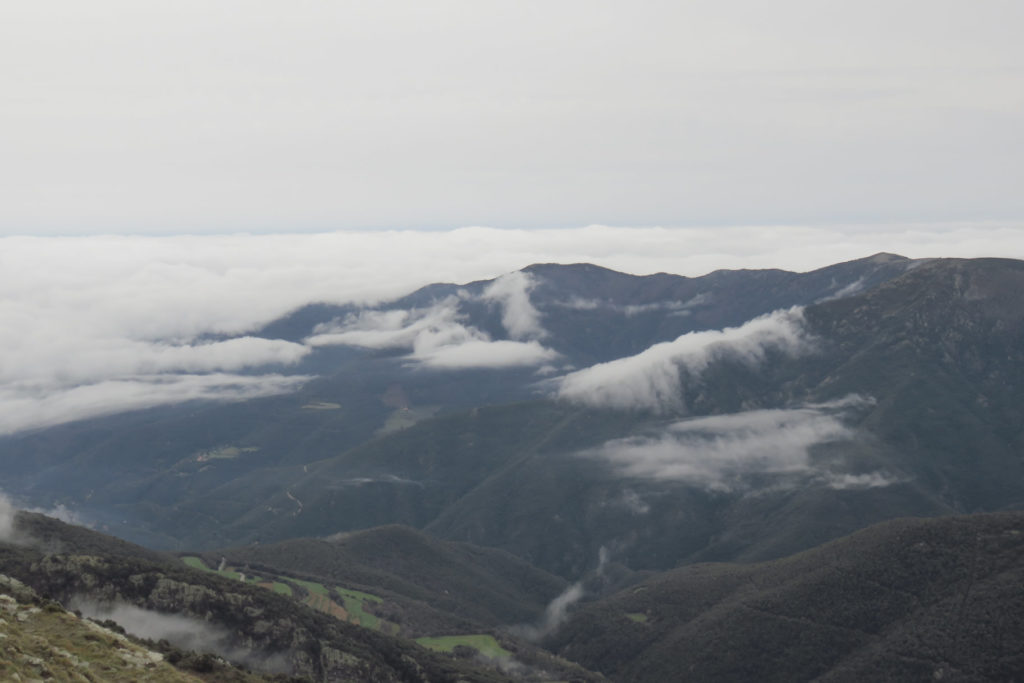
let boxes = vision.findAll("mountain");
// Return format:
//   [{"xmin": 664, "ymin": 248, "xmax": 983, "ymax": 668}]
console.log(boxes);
[
  {"xmin": 2, "ymin": 255, "xmax": 1022, "ymax": 578},
  {"xmin": 0, "ymin": 572, "xmax": 242, "ymax": 683},
  {"xmin": 0, "ymin": 512, "xmax": 556, "ymax": 682},
  {"xmin": 216, "ymin": 524, "xmax": 568, "ymax": 629},
  {"xmin": 2, "ymin": 253, "xmax": 1024, "ymax": 680},
  {"xmin": 547, "ymin": 512, "xmax": 1024, "ymax": 682},
  {"xmin": 0, "ymin": 253, "xmax": 919, "ymax": 554}
]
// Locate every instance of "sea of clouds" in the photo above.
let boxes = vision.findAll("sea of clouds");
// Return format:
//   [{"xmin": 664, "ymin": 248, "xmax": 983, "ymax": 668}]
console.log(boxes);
[{"xmin": 1, "ymin": 224, "xmax": 1020, "ymax": 435}]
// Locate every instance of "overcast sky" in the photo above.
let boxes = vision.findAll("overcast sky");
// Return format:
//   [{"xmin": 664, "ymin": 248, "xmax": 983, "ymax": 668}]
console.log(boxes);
[{"xmin": 3, "ymin": 1, "xmax": 1023, "ymax": 234}]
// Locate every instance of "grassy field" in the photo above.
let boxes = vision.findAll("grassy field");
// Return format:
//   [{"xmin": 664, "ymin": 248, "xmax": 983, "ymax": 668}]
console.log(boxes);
[
  {"xmin": 180, "ymin": 556, "xmax": 245, "ymax": 581},
  {"xmin": 182, "ymin": 558, "xmax": 395, "ymax": 631},
  {"xmin": 335, "ymin": 587, "xmax": 383, "ymax": 629},
  {"xmin": 181, "ymin": 556, "xmax": 207, "ymax": 570},
  {"xmin": 290, "ymin": 578, "xmax": 329, "ymax": 594},
  {"xmin": 414, "ymin": 634, "xmax": 511, "ymax": 660}
]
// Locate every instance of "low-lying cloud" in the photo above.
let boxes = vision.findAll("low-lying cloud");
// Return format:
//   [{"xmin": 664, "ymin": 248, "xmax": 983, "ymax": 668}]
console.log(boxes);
[
  {"xmin": 823, "ymin": 471, "xmax": 903, "ymax": 490},
  {"xmin": 551, "ymin": 292, "xmax": 710, "ymax": 317},
  {"xmin": 557, "ymin": 307, "xmax": 811, "ymax": 413},
  {"xmin": 0, "ymin": 494, "xmax": 15, "ymax": 543},
  {"xmin": 306, "ymin": 276, "xmax": 558, "ymax": 369},
  {"xmin": 481, "ymin": 271, "xmax": 546, "ymax": 340},
  {"xmin": 74, "ymin": 599, "xmax": 290, "ymax": 673},
  {"xmin": 581, "ymin": 397, "xmax": 877, "ymax": 492},
  {"xmin": 0, "ymin": 373, "xmax": 310, "ymax": 435},
  {"xmin": 2, "ymin": 225, "xmax": 1019, "ymax": 435}
]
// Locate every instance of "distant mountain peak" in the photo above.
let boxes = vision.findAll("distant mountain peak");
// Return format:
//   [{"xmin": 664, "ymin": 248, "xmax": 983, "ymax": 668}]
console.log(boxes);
[{"xmin": 865, "ymin": 252, "xmax": 908, "ymax": 263}]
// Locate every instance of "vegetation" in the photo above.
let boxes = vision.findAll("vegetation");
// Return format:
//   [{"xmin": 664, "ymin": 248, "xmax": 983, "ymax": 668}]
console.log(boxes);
[
  {"xmin": 549, "ymin": 512, "xmax": 1024, "ymax": 682},
  {"xmin": 0, "ymin": 513, "xmax": 515, "ymax": 682},
  {"xmin": 415, "ymin": 635, "xmax": 511, "ymax": 660}
]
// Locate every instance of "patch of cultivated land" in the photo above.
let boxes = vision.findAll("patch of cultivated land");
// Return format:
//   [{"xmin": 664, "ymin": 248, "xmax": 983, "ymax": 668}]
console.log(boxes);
[
  {"xmin": 180, "ymin": 557, "xmax": 395, "ymax": 632},
  {"xmin": 415, "ymin": 634, "xmax": 511, "ymax": 660},
  {"xmin": 335, "ymin": 587, "xmax": 383, "ymax": 629}
]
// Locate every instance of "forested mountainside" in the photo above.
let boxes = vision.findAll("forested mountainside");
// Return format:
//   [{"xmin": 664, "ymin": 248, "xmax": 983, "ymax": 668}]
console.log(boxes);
[{"xmin": 3, "ymin": 254, "xmax": 1023, "ymax": 681}]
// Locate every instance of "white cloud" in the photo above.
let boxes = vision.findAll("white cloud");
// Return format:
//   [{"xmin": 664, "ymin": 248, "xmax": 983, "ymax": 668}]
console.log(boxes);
[
  {"xmin": 823, "ymin": 471, "xmax": 902, "ymax": 490},
  {"xmin": 0, "ymin": 374, "xmax": 310, "ymax": 435},
  {"xmin": 550, "ymin": 292, "xmax": 709, "ymax": 317},
  {"xmin": 307, "ymin": 302, "xmax": 474, "ymax": 351},
  {"xmin": 0, "ymin": 225, "xmax": 1021, "ymax": 435},
  {"xmin": 73, "ymin": 599, "xmax": 289, "ymax": 673},
  {"xmin": 0, "ymin": 494, "xmax": 15, "ymax": 543},
  {"xmin": 481, "ymin": 271, "xmax": 546, "ymax": 340},
  {"xmin": 413, "ymin": 339, "xmax": 558, "ymax": 369},
  {"xmin": 582, "ymin": 398, "xmax": 873, "ymax": 491},
  {"xmin": 557, "ymin": 307, "xmax": 811, "ymax": 413},
  {"xmin": 307, "ymin": 296, "xmax": 557, "ymax": 370}
]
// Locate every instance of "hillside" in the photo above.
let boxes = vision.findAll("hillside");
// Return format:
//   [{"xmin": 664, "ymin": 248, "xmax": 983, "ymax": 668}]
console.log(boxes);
[
  {"xmin": 0, "ymin": 513, "xmax": 519, "ymax": 682},
  {"xmin": 548, "ymin": 512, "xmax": 1024, "ymax": 682},
  {"xmin": 0, "ymin": 254, "xmax": 914, "ymax": 551},
  {"xmin": 217, "ymin": 525, "xmax": 568, "ymax": 628},
  {"xmin": 3, "ymin": 256, "xmax": 1022, "ymax": 585}
]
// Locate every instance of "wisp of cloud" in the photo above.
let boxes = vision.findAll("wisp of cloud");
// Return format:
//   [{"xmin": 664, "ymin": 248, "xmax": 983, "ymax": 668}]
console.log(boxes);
[{"xmin": 581, "ymin": 397, "xmax": 878, "ymax": 492}]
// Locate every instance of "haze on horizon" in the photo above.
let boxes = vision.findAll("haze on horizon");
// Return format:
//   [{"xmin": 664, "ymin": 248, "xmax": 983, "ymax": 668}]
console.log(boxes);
[{"xmin": 2, "ymin": 1, "xmax": 1023, "ymax": 235}]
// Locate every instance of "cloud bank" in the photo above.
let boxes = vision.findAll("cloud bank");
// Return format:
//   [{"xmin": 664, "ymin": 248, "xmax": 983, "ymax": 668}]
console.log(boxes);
[
  {"xmin": 0, "ymin": 374, "xmax": 310, "ymax": 436},
  {"xmin": 581, "ymin": 397, "xmax": 881, "ymax": 491},
  {"xmin": 557, "ymin": 307, "xmax": 811, "ymax": 413}
]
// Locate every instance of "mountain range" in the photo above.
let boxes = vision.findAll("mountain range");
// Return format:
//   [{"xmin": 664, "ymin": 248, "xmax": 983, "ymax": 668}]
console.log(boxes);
[{"xmin": 2, "ymin": 253, "xmax": 1023, "ymax": 680}]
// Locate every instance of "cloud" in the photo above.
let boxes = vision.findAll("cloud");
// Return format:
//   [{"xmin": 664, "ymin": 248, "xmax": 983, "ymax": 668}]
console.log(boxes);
[
  {"xmin": 613, "ymin": 489, "xmax": 650, "ymax": 515},
  {"xmin": 557, "ymin": 307, "xmax": 811, "ymax": 413},
  {"xmin": 480, "ymin": 271, "xmax": 546, "ymax": 339},
  {"xmin": 511, "ymin": 582, "xmax": 584, "ymax": 643},
  {"xmin": 307, "ymin": 292, "xmax": 557, "ymax": 370},
  {"xmin": 1, "ymin": 225, "xmax": 1021, "ymax": 435},
  {"xmin": 413, "ymin": 339, "xmax": 558, "ymax": 369},
  {"xmin": 581, "ymin": 398, "xmax": 873, "ymax": 491},
  {"xmin": 0, "ymin": 494, "xmax": 15, "ymax": 543},
  {"xmin": 823, "ymin": 471, "xmax": 903, "ymax": 490},
  {"xmin": 6, "ymin": 337, "xmax": 308, "ymax": 388},
  {"xmin": 307, "ymin": 302, "xmax": 473, "ymax": 350},
  {"xmin": 73, "ymin": 599, "xmax": 290, "ymax": 674},
  {"xmin": 0, "ymin": 374, "xmax": 310, "ymax": 435},
  {"xmin": 550, "ymin": 292, "xmax": 710, "ymax": 317}
]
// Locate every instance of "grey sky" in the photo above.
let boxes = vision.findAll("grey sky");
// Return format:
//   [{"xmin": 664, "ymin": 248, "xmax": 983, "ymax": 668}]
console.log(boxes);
[{"xmin": 3, "ymin": 1, "xmax": 1023, "ymax": 234}]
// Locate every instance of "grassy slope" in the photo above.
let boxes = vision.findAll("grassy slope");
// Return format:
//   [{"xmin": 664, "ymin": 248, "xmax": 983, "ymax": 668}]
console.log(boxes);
[
  {"xmin": 0, "ymin": 514, "xmax": 514, "ymax": 683},
  {"xmin": 220, "ymin": 524, "xmax": 569, "ymax": 628}
]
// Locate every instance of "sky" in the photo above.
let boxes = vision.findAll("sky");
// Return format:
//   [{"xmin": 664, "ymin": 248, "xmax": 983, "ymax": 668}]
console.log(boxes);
[
  {"xmin": 2, "ymin": 3, "xmax": 1024, "ymax": 436},
  {"xmin": 2, "ymin": 1, "xmax": 1023, "ymax": 233}
]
